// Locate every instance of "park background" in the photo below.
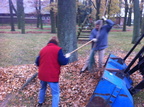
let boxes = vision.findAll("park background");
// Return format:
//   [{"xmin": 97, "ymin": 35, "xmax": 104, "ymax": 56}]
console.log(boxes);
[{"xmin": 0, "ymin": 0, "xmax": 144, "ymax": 107}]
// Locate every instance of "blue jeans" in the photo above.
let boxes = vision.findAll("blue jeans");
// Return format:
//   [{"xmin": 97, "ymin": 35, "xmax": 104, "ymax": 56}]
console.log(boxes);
[{"xmin": 38, "ymin": 81, "xmax": 60, "ymax": 107}]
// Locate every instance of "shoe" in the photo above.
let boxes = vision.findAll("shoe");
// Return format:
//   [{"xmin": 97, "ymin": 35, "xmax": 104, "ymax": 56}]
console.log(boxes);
[
  {"xmin": 37, "ymin": 103, "xmax": 43, "ymax": 107},
  {"xmin": 80, "ymin": 70, "xmax": 85, "ymax": 74},
  {"xmin": 129, "ymin": 88, "xmax": 136, "ymax": 95}
]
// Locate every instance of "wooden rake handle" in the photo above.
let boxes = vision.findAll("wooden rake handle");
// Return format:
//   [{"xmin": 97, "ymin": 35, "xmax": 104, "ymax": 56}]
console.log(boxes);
[{"xmin": 69, "ymin": 40, "xmax": 93, "ymax": 55}]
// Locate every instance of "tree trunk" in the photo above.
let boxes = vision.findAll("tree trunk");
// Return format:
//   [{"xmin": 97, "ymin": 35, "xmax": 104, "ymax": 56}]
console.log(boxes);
[
  {"xmin": 40, "ymin": 14, "xmax": 43, "ymax": 29},
  {"xmin": 17, "ymin": 0, "xmax": 21, "ymax": 29},
  {"xmin": 37, "ymin": 15, "xmax": 40, "ymax": 28},
  {"xmin": 39, "ymin": 0, "xmax": 43, "ymax": 29},
  {"xmin": 77, "ymin": 7, "xmax": 81, "ymax": 26},
  {"xmin": 57, "ymin": 0, "xmax": 77, "ymax": 63},
  {"xmin": 122, "ymin": 0, "xmax": 128, "ymax": 31},
  {"xmin": 132, "ymin": 0, "xmax": 140, "ymax": 44},
  {"xmin": 127, "ymin": 7, "xmax": 132, "ymax": 26},
  {"xmin": 140, "ymin": 0, "xmax": 144, "ymax": 29},
  {"xmin": 20, "ymin": 0, "xmax": 25, "ymax": 34},
  {"xmin": 50, "ymin": 0, "xmax": 56, "ymax": 33},
  {"xmin": 141, "ymin": 15, "xmax": 144, "ymax": 35},
  {"xmin": 50, "ymin": 8, "xmax": 56, "ymax": 33},
  {"xmin": 96, "ymin": 0, "xmax": 101, "ymax": 20},
  {"xmin": 36, "ymin": 0, "xmax": 40, "ymax": 28},
  {"xmin": 9, "ymin": 0, "xmax": 15, "ymax": 31},
  {"xmin": 107, "ymin": 0, "xmax": 111, "ymax": 18}
]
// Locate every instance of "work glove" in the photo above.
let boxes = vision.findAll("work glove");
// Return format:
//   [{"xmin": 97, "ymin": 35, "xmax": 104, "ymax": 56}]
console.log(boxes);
[
  {"xmin": 102, "ymin": 16, "xmax": 107, "ymax": 21},
  {"xmin": 65, "ymin": 53, "xmax": 71, "ymax": 58},
  {"xmin": 92, "ymin": 38, "xmax": 97, "ymax": 42}
]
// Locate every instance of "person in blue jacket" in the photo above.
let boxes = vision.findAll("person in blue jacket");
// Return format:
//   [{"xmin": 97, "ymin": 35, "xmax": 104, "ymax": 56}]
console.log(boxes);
[
  {"xmin": 80, "ymin": 16, "xmax": 115, "ymax": 73},
  {"xmin": 35, "ymin": 36, "xmax": 70, "ymax": 107}
]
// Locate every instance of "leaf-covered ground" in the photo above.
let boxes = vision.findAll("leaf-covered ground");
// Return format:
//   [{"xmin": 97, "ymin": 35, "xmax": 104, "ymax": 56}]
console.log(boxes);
[
  {"xmin": 0, "ymin": 57, "xmax": 101, "ymax": 107},
  {"xmin": 0, "ymin": 25, "xmax": 143, "ymax": 106},
  {"xmin": 0, "ymin": 54, "xmax": 143, "ymax": 107}
]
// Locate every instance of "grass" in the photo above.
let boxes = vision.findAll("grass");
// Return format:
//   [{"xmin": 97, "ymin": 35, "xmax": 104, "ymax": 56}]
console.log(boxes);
[
  {"xmin": 109, "ymin": 32, "xmax": 143, "ymax": 51},
  {"xmin": 134, "ymin": 91, "xmax": 144, "ymax": 107},
  {"xmin": 0, "ymin": 24, "xmax": 51, "ymax": 32},
  {"xmin": 0, "ymin": 33, "xmax": 55, "ymax": 67},
  {"xmin": 0, "ymin": 28, "xmax": 144, "ymax": 67}
]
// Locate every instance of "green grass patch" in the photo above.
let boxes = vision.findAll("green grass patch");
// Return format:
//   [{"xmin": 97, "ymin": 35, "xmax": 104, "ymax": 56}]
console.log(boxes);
[
  {"xmin": 0, "ymin": 30, "xmax": 143, "ymax": 67},
  {"xmin": 133, "ymin": 90, "xmax": 144, "ymax": 107},
  {"xmin": 0, "ymin": 33, "xmax": 55, "ymax": 67},
  {"xmin": 109, "ymin": 32, "xmax": 144, "ymax": 52}
]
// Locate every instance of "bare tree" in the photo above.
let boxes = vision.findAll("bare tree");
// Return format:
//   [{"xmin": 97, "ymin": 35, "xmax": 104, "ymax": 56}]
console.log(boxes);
[{"xmin": 32, "ymin": 0, "xmax": 43, "ymax": 29}]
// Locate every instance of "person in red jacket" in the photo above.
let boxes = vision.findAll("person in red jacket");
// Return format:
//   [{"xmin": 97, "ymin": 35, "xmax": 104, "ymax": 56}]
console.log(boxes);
[{"xmin": 35, "ymin": 36, "xmax": 70, "ymax": 107}]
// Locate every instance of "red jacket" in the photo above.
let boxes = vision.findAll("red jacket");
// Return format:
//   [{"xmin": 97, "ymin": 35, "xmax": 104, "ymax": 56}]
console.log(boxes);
[{"xmin": 38, "ymin": 43, "xmax": 61, "ymax": 82}]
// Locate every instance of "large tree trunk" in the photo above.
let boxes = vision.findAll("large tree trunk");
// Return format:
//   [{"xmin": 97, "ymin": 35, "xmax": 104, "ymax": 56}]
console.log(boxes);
[
  {"xmin": 9, "ymin": 0, "xmax": 15, "ymax": 31},
  {"xmin": 132, "ymin": 0, "xmax": 140, "ymax": 44},
  {"xmin": 57, "ymin": 0, "xmax": 77, "ymax": 63}
]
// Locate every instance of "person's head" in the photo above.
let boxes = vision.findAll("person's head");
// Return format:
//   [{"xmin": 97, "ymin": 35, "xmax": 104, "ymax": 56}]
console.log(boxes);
[
  {"xmin": 94, "ymin": 20, "xmax": 103, "ymax": 29},
  {"xmin": 48, "ymin": 36, "xmax": 59, "ymax": 45}
]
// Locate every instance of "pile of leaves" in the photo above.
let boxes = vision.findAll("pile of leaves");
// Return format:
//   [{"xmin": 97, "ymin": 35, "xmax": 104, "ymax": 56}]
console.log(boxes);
[
  {"xmin": 0, "ymin": 64, "xmax": 38, "ymax": 101},
  {"xmin": 0, "ymin": 57, "xmax": 102, "ymax": 106},
  {"xmin": 0, "ymin": 54, "xmax": 143, "ymax": 106}
]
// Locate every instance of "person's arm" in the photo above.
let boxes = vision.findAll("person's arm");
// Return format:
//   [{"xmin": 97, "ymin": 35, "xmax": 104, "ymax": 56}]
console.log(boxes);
[
  {"xmin": 58, "ymin": 49, "xmax": 69, "ymax": 65},
  {"xmin": 106, "ymin": 19, "xmax": 115, "ymax": 26},
  {"xmin": 89, "ymin": 29, "xmax": 96, "ymax": 40},
  {"xmin": 35, "ymin": 56, "xmax": 40, "ymax": 66},
  {"xmin": 105, "ymin": 19, "xmax": 115, "ymax": 31}
]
